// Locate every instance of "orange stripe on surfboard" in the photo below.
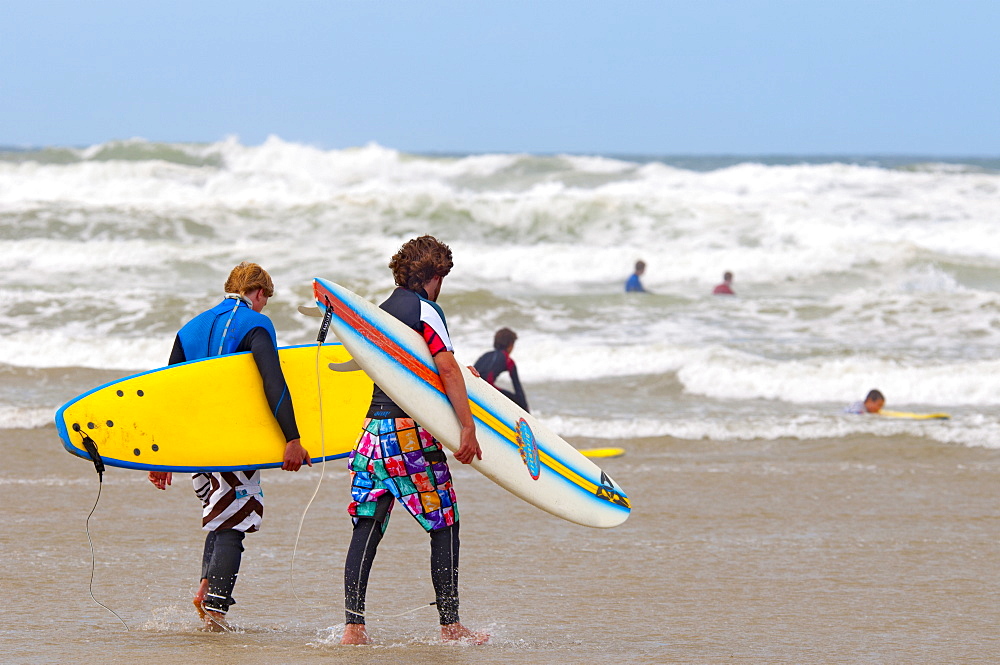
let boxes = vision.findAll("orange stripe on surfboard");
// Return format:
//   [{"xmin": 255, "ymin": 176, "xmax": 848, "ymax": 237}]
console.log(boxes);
[{"xmin": 314, "ymin": 281, "xmax": 445, "ymax": 393}]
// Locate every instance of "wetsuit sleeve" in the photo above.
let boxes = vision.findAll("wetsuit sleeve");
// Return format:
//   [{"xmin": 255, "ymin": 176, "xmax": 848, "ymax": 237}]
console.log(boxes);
[
  {"xmin": 418, "ymin": 300, "xmax": 454, "ymax": 356},
  {"xmin": 168, "ymin": 335, "xmax": 186, "ymax": 366},
  {"xmin": 421, "ymin": 325, "xmax": 450, "ymax": 356},
  {"xmin": 508, "ymin": 360, "xmax": 529, "ymax": 412},
  {"xmin": 240, "ymin": 327, "xmax": 300, "ymax": 442}
]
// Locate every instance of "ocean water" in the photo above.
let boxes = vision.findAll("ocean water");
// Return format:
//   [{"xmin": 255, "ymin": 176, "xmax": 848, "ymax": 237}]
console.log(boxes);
[
  {"xmin": 1, "ymin": 137, "xmax": 998, "ymax": 448},
  {"xmin": 2, "ymin": 139, "xmax": 999, "ymax": 663}
]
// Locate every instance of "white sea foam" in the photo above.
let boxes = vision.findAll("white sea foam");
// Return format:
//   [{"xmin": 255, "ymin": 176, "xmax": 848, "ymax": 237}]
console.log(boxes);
[
  {"xmin": 506, "ymin": 337, "xmax": 1000, "ymax": 407},
  {"xmin": 0, "ymin": 330, "xmax": 170, "ymax": 371},
  {"xmin": 2, "ymin": 138, "xmax": 998, "ymax": 293},
  {"xmin": 0, "ymin": 405, "xmax": 58, "ymax": 429},
  {"xmin": 675, "ymin": 352, "xmax": 1000, "ymax": 407},
  {"xmin": 2, "ymin": 139, "xmax": 999, "ymax": 445},
  {"xmin": 545, "ymin": 412, "xmax": 1000, "ymax": 450}
]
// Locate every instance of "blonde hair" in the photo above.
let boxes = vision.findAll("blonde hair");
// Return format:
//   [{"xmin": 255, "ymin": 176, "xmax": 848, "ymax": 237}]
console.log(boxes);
[{"xmin": 224, "ymin": 262, "xmax": 274, "ymax": 297}]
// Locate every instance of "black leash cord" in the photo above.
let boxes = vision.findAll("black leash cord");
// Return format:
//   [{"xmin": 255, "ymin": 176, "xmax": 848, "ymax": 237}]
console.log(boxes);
[{"xmin": 80, "ymin": 433, "xmax": 130, "ymax": 631}]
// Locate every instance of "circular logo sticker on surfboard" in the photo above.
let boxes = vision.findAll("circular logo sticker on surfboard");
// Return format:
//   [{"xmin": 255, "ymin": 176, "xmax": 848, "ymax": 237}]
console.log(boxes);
[{"xmin": 515, "ymin": 418, "xmax": 541, "ymax": 480}]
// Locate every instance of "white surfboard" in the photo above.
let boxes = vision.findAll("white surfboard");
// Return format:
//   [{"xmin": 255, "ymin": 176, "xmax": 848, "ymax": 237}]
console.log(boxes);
[{"xmin": 313, "ymin": 278, "xmax": 630, "ymax": 528}]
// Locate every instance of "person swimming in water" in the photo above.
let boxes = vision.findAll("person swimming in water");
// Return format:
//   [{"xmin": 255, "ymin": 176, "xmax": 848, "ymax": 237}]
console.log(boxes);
[
  {"xmin": 625, "ymin": 260, "xmax": 647, "ymax": 293},
  {"xmin": 713, "ymin": 271, "xmax": 735, "ymax": 295},
  {"xmin": 845, "ymin": 389, "xmax": 885, "ymax": 414}
]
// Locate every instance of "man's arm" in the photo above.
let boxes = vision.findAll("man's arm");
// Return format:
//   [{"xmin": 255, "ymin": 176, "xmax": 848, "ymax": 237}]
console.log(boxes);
[
  {"xmin": 434, "ymin": 350, "xmax": 482, "ymax": 464},
  {"xmin": 168, "ymin": 335, "xmax": 186, "ymax": 365}
]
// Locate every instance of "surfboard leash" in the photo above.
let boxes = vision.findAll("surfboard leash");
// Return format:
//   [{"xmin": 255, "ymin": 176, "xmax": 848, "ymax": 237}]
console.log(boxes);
[
  {"xmin": 288, "ymin": 297, "xmax": 336, "ymax": 609},
  {"xmin": 79, "ymin": 433, "xmax": 131, "ymax": 631},
  {"xmin": 289, "ymin": 296, "xmax": 437, "ymax": 624}
]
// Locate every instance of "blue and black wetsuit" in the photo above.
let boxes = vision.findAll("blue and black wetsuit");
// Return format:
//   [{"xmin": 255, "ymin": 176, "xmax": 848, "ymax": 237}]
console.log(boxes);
[
  {"xmin": 625, "ymin": 273, "xmax": 646, "ymax": 292},
  {"xmin": 169, "ymin": 296, "xmax": 298, "ymax": 441},
  {"xmin": 169, "ymin": 294, "xmax": 298, "ymax": 615}
]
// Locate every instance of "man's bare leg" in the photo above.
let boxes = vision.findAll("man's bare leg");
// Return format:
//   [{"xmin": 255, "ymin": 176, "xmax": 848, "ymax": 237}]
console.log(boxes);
[
  {"xmin": 341, "ymin": 623, "xmax": 371, "ymax": 645},
  {"xmin": 441, "ymin": 622, "xmax": 489, "ymax": 644}
]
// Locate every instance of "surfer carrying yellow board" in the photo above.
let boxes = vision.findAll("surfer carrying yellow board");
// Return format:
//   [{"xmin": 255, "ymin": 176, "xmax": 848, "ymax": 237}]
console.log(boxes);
[
  {"xmin": 340, "ymin": 236, "xmax": 488, "ymax": 646},
  {"xmin": 146, "ymin": 262, "xmax": 311, "ymax": 631}
]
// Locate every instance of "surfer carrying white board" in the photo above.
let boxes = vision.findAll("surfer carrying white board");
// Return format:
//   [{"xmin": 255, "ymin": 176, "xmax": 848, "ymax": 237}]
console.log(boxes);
[
  {"xmin": 146, "ymin": 262, "xmax": 312, "ymax": 632},
  {"xmin": 340, "ymin": 235, "xmax": 488, "ymax": 646},
  {"xmin": 474, "ymin": 327, "xmax": 529, "ymax": 412}
]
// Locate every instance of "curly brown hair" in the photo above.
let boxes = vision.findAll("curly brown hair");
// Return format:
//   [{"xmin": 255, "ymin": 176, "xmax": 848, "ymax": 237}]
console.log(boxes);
[
  {"xmin": 389, "ymin": 235, "xmax": 453, "ymax": 290},
  {"xmin": 224, "ymin": 261, "xmax": 274, "ymax": 297}
]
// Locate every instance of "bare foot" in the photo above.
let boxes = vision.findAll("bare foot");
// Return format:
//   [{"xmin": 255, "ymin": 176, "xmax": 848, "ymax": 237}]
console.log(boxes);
[
  {"xmin": 200, "ymin": 609, "xmax": 231, "ymax": 633},
  {"xmin": 192, "ymin": 579, "xmax": 209, "ymax": 621},
  {"xmin": 193, "ymin": 580, "xmax": 231, "ymax": 632},
  {"xmin": 441, "ymin": 622, "xmax": 490, "ymax": 644},
  {"xmin": 341, "ymin": 623, "xmax": 371, "ymax": 645}
]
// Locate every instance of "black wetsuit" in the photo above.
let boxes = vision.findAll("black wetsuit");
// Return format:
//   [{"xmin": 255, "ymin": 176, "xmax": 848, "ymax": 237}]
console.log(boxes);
[
  {"xmin": 343, "ymin": 287, "xmax": 463, "ymax": 627},
  {"xmin": 473, "ymin": 348, "xmax": 529, "ymax": 412}
]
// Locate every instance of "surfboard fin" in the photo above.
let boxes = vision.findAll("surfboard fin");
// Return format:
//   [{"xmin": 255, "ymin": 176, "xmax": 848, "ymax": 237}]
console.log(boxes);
[
  {"xmin": 297, "ymin": 305, "xmax": 323, "ymax": 318},
  {"xmin": 328, "ymin": 360, "xmax": 362, "ymax": 372}
]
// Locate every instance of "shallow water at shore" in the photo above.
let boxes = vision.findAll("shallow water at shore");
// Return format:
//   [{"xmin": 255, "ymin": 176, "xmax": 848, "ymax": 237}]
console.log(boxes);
[{"xmin": 6, "ymin": 426, "xmax": 998, "ymax": 664}]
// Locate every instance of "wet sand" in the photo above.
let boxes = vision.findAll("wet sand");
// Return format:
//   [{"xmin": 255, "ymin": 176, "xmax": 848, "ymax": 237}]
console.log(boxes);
[{"xmin": 3, "ymin": 426, "xmax": 998, "ymax": 664}]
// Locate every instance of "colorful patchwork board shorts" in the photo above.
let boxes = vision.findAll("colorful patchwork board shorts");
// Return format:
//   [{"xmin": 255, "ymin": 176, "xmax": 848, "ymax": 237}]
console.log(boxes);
[{"xmin": 347, "ymin": 417, "xmax": 459, "ymax": 532}]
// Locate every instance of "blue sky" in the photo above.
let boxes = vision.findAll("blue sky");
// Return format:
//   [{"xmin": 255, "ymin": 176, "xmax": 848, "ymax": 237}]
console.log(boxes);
[{"xmin": 2, "ymin": 0, "xmax": 998, "ymax": 155}]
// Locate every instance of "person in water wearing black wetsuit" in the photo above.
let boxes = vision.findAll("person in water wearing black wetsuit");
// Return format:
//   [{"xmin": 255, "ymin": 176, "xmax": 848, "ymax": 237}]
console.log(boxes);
[
  {"xmin": 147, "ymin": 262, "xmax": 311, "ymax": 631},
  {"xmin": 340, "ymin": 235, "xmax": 489, "ymax": 646},
  {"xmin": 474, "ymin": 327, "xmax": 529, "ymax": 412}
]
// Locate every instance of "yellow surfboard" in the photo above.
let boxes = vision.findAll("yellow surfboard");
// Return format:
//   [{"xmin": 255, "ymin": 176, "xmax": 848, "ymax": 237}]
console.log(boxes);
[
  {"xmin": 56, "ymin": 343, "xmax": 372, "ymax": 472},
  {"xmin": 579, "ymin": 447, "xmax": 626, "ymax": 459},
  {"xmin": 878, "ymin": 410, "xmax": 951, "ymax": 420}
]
